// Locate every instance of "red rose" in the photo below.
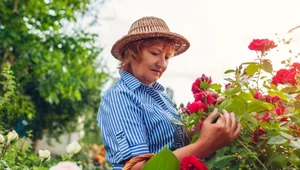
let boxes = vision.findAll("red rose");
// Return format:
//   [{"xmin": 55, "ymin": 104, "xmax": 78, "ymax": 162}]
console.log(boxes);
[
  {"xmin": 225, "ymin": 83, "xmax": 233, "ymax": 89},
  {"xmin": 290, "ymin": 124, "xmax": 297, "ymax": 130},
  {"xmin": 264, "ymin": 95, "xmax": 273, "ymax": 103},
  {"xmin": 253, "ymin": 91, "xmax": 263, "ymax": 100},
  {"xmin": 280, "ymin": 117, "xmax": 288, "ymax": 123},
  {"xmin": 252, "ymin": 127, "xmax": 266, "ymax": 143},
  {"xmin": 191, "ymin": 74, "xmax": 212, "ymax": 94},
  {"xmin": 194, "ymin": 91, "xmax": 215, "ymax": 105},
  {"xmin": 275, "ymin": 102, "xmax": 285, "ymax": 116},
  {"xmin": 191, "ymin": 79, "xmax": 201, "ymax": 94},
  {"xmin": 254, "ymin": 112, "xmax": 270, "ymax": 122},
  {"xmin": 291, "ymin": 62, "xmax": 300, "ymax": 72},
  {"xmin": 180, "ymin": 156, "xmax": 208, "ymax": 170},
  {"xmin": 272, "ymin": 96, "xmax": 280, "ymax": 103},
  {"xmin": 271, "ymin": 69, "xmax": 296, "ymax": 86},
  {"xmin": 248, "ymin": 39, "xmax": 277, "ymax": 52},
  {"xmin": 186, "ymin": 101, "xmax": 207, "ymax": 115}
]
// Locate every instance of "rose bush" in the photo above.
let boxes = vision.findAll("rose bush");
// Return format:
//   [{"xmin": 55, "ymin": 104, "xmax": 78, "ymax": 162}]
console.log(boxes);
[{"xmin": 178, "ymin": 38, "xmax": 300, "ymax": 169}]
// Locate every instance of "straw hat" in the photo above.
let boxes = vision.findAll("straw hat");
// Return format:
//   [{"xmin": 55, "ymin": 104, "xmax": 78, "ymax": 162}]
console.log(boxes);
[{"xmin": 111, "ymin": 16, "xmax": 190, "ymax": 60}]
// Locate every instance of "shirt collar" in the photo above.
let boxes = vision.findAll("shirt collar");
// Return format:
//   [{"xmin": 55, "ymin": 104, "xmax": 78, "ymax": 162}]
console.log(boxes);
[{"xmin": 119, "ymin": 71, "xmax": 165, "ymax": 92}]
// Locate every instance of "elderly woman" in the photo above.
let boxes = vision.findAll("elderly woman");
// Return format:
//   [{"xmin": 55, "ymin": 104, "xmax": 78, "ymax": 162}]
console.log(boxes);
[{"xmin": 97, "ymin": 16, "xmax": 241, "ymax": 170}]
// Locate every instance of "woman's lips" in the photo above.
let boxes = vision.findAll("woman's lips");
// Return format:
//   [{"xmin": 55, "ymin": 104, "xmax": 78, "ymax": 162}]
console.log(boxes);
[{"xmin": 151, "ymin": 69, "xmax": 161, "ymax": 75}]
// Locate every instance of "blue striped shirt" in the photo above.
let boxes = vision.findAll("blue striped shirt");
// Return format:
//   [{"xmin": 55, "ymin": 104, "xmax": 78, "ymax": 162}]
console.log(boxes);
[{"xmin": 97, "ymin": 71, "xmax": 185, "ymax": 170}]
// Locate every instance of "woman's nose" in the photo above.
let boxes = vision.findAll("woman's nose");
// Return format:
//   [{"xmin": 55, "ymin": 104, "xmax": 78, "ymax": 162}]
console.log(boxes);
[{"xmin": 157, "ymin": 56, "xmax": 167, "ymax": 68}]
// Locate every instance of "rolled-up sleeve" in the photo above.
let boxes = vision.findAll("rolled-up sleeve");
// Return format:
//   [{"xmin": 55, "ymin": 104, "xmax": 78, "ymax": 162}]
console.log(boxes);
[{"xmin": 97, "ymin": 89, "xmax": 150, "ymax": 167}]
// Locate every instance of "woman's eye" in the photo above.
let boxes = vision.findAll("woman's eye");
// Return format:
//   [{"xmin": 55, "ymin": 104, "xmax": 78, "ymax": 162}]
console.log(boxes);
[
  {"xmin": 165, "ymin": 56, "xmax": 170, "ymax": 60},
  {"xmin": 151, "ymin": 52, "xmax": 159, "ymax": 56}
]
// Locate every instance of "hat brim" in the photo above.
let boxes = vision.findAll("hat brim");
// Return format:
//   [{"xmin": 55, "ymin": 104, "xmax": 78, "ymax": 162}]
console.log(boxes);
[{"xmin": 111, "ymin": 32, "xmax": 190, "ymax": 60}]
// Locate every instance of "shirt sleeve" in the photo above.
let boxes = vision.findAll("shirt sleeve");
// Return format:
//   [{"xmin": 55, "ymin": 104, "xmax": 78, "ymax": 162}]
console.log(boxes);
[{"xmin": 97, "ymin": 89, "xmax": 150, "ymax": 165}]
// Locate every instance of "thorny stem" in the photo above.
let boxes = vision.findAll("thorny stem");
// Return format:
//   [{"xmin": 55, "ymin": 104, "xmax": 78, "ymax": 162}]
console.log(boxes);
[{"xmin": 237, "ymin": 138, "xmax": 268, "ymax": 170}]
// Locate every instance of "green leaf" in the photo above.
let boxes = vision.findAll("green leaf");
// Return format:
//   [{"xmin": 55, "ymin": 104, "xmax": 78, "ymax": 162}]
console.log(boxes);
[
  {"xmin": 270, "ymin": 154, "xmax": 288, "ymax": 168},
  {"xmin": 270, "ymin": 84, "xmax": 278, "ymax": 90},
  {"xmin": 290, "ymin": 139, "xmax": 300, "ymax": 149},
  {"xmin": 267, "ymin": 136, "xmax": 287, "ymax": 144},
  {"xmin": 246, "ymin": 100, "xmax": 273, "ymax": 113},
  {"xmin": 277, "ymin": 91, "xmax": 288, "ymax": 100},
  {"xmin": 261, "ymin": 102, "xmax": 274, "ymax": 110},
  {"xmin": 245, "ymin": 63, "xmax": 259, "ymax": 76},
  {"xmin": 224, "ymin": 69, "xmax": 236, "ymax": 74},
  {"xmin": 171, "ymin": 119, "xmax": 184, "ymax": 126},
  {"xmin": 267, "ymin": 90, "xmax": 277, "ymax": 96},
  {"xmin": 280, "ymin": 132, "xmax": 295, "ymax": 140},
  {"xmin": 239, "ymin": 91, "xmax": 254, "ymax": 101},
  {"xmin": 294, "ymin": 150, "xmax": 300, "ymax": 158},
  {"xmin": 209, "ymin": 83, "xmax": 222, "ymax": 91},
  {"xmin": 187, "ymin": 114, "xmax": 200, "ymax": 127},
  {"xmin": 142, "ymin": 147, "xmax": 180, "ymax": 170},
  {"xmin": 218, "ymin": 99, "xmax": 233, "ymax": 111},
  {"xmin": 290, "ymin": 153, "xmax": 300, "ymax": 166},
  {"xmin": 262, "ymin": 59, "xmax": 273, "ymax": 73},
  {"xmin": 241, "ymin": 114, "xmax": 258, "ymax": 128},
  {"xmin": 200, "ymin": 82, "xmax": 209, "ymax": 89},
  {"xmin": 230, "ymin": 99, "xmax": 246, "ymax": 116},
  {"xmin": 281, "ymin": 86, "xmax": 297, "ymax": 93},
  {"xmin": 290, "ymin": 115, "xmax": 300, "ymax": 126},
  {"xmin": 294, "ymin": 101, "xmax": 300, "ymax": 113},
  {"xmin": 206, "ymin": 154, "xmax": 237, "ymax": 169}
]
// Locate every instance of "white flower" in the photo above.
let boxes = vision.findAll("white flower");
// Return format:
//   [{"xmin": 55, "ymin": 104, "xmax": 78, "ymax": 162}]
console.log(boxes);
[
  {"xmin": 66, "ymin": 141, "xmax": 82, "ymax": 155},
  {"xmin": 7, "ymin": 130, "xmax": 18, "ymax": 143},
  {"xmin": 0, "ymin": 134, "xmax": 5, "ymax": 144},
  {"xmin": 39, "ymin": 149, "xmax": 51, "ymax": 160},
  {"xmin": 49, "ymin": 161, "xmax": 82, "ymax": 170}
]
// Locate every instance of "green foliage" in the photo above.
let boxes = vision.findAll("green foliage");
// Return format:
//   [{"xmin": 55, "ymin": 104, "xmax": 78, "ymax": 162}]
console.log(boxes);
[
  {"xmin": 0, "ymin": 129, "xmax": 111, "ymax": 169},
  {"xmin": 143, "ymin": 147, "xmax": 180, "ymax": 170},
  {"xmin": 176, "ymin": 37, "xmax": 300, "ymax": 170},
  {"xmin": 0, "ymin": 0, "xmax": 109, "ymax": 142},
  {"xmin": 0, "ymin": 64, "xmax": 35, "ymax": 133}
]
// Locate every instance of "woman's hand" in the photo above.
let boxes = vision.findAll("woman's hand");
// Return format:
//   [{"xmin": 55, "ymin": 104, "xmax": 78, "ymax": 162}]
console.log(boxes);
[{"xmin": 194, "ymin": 108, "xmax": 241, "ymax": 158}]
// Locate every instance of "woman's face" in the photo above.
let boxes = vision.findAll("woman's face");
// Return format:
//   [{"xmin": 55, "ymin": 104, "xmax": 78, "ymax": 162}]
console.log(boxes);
[{"xmin": 130, "ymin": 40, "xmax": 174, "ymax": 86}]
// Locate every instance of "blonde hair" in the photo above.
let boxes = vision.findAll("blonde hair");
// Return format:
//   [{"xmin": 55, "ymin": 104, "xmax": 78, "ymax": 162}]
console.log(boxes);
[{"xmin": 118, "ymin": 37, "xmax": 175, "ymax": 71}]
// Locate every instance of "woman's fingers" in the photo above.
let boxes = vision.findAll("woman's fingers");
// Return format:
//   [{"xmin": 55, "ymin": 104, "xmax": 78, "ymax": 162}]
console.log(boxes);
[
  {"xmin": 222, "ymin": 109, "xmax": 231, "ymax": 128},
  {"xmin": 234, "ymin": 123, "xmax": 242, "ymax": 138},
  {"xmin": 230, "ymin": 112, "xmax": 237, "ymax": 131},
  {"xmin": 205, "ymin": 108, "xmax": 219, "ymax": 123}
]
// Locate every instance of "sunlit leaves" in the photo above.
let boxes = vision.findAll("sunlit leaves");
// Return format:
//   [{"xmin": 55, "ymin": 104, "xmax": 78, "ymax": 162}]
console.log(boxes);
[
  {"xmin": 245, "ymin": 63, "xmax": 259, "ymax": 76},
  {"xmin": 262, "ymin": 59, "xmax": 273, "ymax": 73}
]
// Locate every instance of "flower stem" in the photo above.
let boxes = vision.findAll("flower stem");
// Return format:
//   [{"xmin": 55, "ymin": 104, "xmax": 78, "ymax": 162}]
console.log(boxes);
[
  {"xmin": 2, "ymin": 142, "xmax": 9, "ymax": 159},
  {"xmin": 39, "ymin": 159, "xmax": 42, "ymax": 167},
  {"xmin": 256, "ymin": 54, "xmax": 263, "ymax": 90},
  {"xmin": 237, "ymin": 139, "xmax": 267, "ymax": 170}
]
